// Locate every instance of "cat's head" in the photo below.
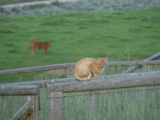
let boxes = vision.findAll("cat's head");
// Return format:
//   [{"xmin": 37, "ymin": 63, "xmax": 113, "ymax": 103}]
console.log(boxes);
[{"xmin": 98, "ymin": 57, "xmax": 108, "ymax": 68}]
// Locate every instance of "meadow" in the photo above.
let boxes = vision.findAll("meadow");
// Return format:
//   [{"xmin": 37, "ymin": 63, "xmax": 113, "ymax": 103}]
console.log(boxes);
[{"xmin": 0, "ymin": 8, "xmax": 160, "ymax": 69}]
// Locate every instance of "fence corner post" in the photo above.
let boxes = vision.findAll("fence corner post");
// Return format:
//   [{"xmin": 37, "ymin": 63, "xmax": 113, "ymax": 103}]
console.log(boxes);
[{"xmin": 48, "ymin": 92, "xmax": 63, "ymax": 120}]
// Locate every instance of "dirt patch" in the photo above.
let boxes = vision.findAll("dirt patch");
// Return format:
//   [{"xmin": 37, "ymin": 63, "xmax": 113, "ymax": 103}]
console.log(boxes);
[{"xmin": 47, "ymin": 68, "xmax": 66, "ymax": 75}]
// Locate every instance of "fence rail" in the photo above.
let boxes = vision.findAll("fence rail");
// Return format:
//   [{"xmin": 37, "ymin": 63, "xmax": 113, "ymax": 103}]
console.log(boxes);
[
  {"xmin": 0, "ymin": 85, "xmax": 40, "ymax": 96},
  {"xmin": 0, "ymin": 60, "xmax": 160, "ymax": 76},
  {"xmin": 123, "ymin": 52, "xmax": 160, "ymax": 73},
  {"xmin": 2, "ymin": 71, "xmax": 160, "ymax": 88},
  {"xmin": 47, "ymin": 74, "xmax": 160, "ymax": 93}
]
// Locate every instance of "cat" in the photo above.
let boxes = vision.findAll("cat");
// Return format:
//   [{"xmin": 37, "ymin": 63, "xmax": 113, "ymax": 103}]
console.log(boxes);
[
  {"xmin": 30, "ymin": 40, "xmax": 52, "ymax": 56},
  {"xmin": 75, "ymin": 57, "xmax": 108, "ymax": 81}
]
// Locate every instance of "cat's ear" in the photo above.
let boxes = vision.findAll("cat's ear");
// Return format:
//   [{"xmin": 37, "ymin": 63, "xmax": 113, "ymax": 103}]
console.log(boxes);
[
  {"xmin": 105, "ymin": 57, "xmax": 108, "ymax": 61},
  {"xmin": 98, "ymin": 57, "xmax": 101, "ymax": 60}
]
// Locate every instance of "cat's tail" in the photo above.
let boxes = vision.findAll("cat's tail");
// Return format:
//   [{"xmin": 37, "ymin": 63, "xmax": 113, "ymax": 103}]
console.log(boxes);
[{"xmin": 75, "ymin": 73, "xmax": 91, "ymax": 81}]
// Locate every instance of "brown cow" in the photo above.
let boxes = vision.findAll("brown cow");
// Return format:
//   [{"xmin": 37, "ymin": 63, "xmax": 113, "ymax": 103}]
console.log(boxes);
[{"xmin": 31, "ymin": 40, "xmax": 52, "ymax": 56}]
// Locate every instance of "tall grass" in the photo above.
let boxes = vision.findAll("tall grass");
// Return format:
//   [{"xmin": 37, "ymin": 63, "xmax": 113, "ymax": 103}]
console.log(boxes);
[
  {"xmin": 63, "ymin": 86, "xmax": 160, "ymax": 120},
  {"xmin": 1, "ymin": 85, "xmax": 160, "ymax": 120}
]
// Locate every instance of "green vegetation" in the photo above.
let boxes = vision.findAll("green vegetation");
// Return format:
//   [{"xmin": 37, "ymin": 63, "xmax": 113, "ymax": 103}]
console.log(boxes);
[
  {"xmin": 0, "ymin": 8, "xmax": 160, "ymax": 71},
  {"xmin": 63, "ymin": 86, "xmax": 160, "ymax": 120},
  {"xmin": 2, "ymin": 86, "xmax": 160, "ymax": 120}
]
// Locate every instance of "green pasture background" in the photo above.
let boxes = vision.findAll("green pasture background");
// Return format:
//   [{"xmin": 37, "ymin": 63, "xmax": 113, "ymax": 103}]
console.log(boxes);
[{"xmin": 0, "ymin": 9, "xmax": 160, "ymax": 71}]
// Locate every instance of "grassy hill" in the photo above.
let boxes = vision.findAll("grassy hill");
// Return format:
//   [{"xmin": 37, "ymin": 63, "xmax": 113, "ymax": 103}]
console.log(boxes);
[{"xmin": 0, "ymin": 8, "xmax": 160, "ymax": 71}]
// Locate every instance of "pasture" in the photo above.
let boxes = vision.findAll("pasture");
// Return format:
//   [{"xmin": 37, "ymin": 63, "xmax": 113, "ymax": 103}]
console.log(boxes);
[
  {"xmin": 0, "ymin": 8, "xmax": 160, "ymax": 81},
  {"xmin": 0, "ymin": 8, "xmax": 160, "ymax": 69}
]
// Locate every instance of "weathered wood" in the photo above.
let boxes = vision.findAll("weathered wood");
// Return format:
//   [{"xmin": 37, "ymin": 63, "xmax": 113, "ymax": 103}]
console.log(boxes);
[
  {"xmin": 1, "ymin": 60, "xmax": 160, "ymax": 76},
  {"xmin": 2, "ymin": 71, "xmax": 160, "ymax": 88},
  {"xmin": 86, "ymin": 91, "xmax": 95, "ymax": 120},
  {"xmin": 11, "ymin": 98, "xmax": 33, "ymax": 120},
  {"xmin": 0, "ymin": 85, "xmax": 40, "ymax": 96},
  {"xmin": 66, "ymin": 67, "xmax": 74, "ymax": 78},
  {"xmin": 108, "ymin": 60, "xmax": 160, "ymax": 67},
  {"xmin": 0, "ymin": 63, "xmax": 75, "ymax": 76},
  {"xmin": 11, "ymin": 96, "xmax": 39, "ymax": 120},
  {"xmin": 27, "ymin": 96, "xmax": 39, "ymax": 120},
  {"xmin": 49, "ymin": 92, "xmax": 63, "ymax": 120},
  {"xmin": 47, "ymin": 75, "xmax": 160, "ymax": 93},
  {"xmin": 122, "ymin": 52, "xmax": 160, "ymax": 74}
]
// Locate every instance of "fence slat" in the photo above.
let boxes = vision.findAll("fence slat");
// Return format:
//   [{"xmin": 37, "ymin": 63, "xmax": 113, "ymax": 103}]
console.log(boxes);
[
  {"xmin": 0, "ymin": 85, "xmax": 40, "ymax": 96},
  {"xmin": 48, "ymin": 92, "xmax": 63, "ymax": 120},
  {"xmin": 47, "ymin": 75, "xmax": 160, "ymax": 93}
]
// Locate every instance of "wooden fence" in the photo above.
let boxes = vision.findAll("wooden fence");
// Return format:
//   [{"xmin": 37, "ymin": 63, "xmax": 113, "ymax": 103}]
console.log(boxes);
[
  {"xmin": 1, "ymin": 52, "xmax": 160, "ymax": 76},
  {"xmin": 1, "ymin": 71, "xmax": 160, "ymax": 120},
  {"xmin": 0, "ymin": 52, "xmax": 160, "ymax": 120},
  {"xmin": 0, "ymin": 85, "xmax": 40, "ymax": 120},
  {"xmin": 47, "ymin": 74, "xmax": 160, "ymax": 120}
]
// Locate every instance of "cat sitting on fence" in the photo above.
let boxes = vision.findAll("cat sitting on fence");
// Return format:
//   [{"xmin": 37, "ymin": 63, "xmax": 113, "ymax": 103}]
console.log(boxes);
[
  {"xmin": 75, "ymin": 57, "xmax": 108, "ymax": 81},
  {"xmin": 30, "ymin": 40, "xmax": 52, "ymax": 56}
]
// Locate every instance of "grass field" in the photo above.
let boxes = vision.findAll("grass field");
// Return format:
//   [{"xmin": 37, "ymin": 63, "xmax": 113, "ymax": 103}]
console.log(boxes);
[{"xmin": 0, "ymin": 8, "xmax": 160, "ymax": 80}]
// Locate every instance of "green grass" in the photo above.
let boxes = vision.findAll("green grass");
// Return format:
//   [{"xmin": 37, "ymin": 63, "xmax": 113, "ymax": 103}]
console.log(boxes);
[
  {"xmin": 1, "ymin": 86, "xmax": 160, "ymax": 120},
  {"xmin": 0, "ymin": 8, "xmax": 160, "ymax": 81},
  {"xmin": 62, "ymin": 86, "xmax": 160, "ymax": 120}
]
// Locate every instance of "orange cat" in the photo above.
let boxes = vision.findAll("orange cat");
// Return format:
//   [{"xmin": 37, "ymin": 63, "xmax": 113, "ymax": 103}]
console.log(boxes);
[{"xmin": 75, "ymin": 57, "xmax": 108, "ymax": 81}]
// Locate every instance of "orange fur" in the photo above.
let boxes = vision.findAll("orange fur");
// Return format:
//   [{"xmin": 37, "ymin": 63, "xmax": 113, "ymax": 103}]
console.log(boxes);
[
  {"xmin": 75, "ymin": 57, "xmax": 108, "ymax": 81},
  {"xmin": 30, "ymin": 40, "xmax": 52, "ymax": 56}
]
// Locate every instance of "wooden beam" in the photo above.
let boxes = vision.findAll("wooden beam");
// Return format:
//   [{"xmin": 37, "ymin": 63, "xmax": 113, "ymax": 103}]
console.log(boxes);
[
  {"xmin": 0, "ymin": 63, "xmax": 75, "ymax": 76},
  {"xmin": 0, "ymin": 60, "xmax": 160, "ymax": 76},
  {"xmin": 0, "ymin": 85, "xmax": 40, "ymax": 96},
  {"xmin": 47, "ymin": 75, "xmax": 160, "ymax": 93},
  {"xmin": 2, "ymin": 71, "xmax": 160, "ymax": 88}
]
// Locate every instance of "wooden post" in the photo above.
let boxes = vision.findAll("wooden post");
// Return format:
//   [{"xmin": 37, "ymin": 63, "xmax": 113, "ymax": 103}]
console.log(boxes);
[
  {"xmin": 86, "ymin": 91, "xmax": 95, "ymax": 120},
  {"xmin": 48, "ymin": 92, "xmax": 63, "ymax": 120},
  {"xmin": 67, "ymin": 67, "xmax": 74, "ymax": 78},
  {"xmin": 28, "ymin": 96, "xmax": 39, "ymax": 120}
]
